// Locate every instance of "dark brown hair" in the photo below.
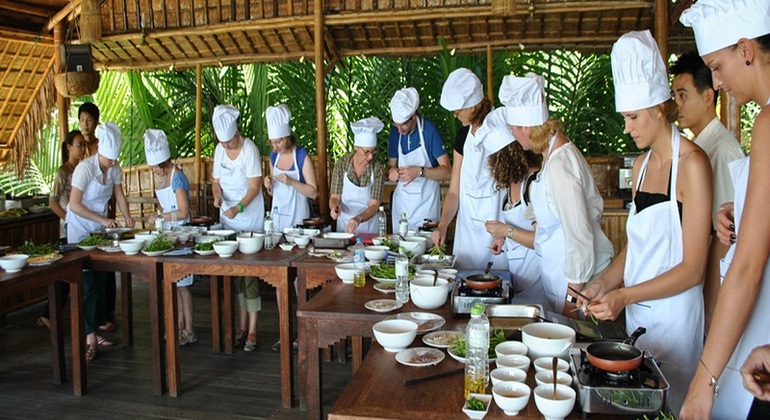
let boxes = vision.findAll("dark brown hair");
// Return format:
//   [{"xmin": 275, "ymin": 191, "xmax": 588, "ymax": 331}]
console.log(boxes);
[
  {"xmin": 469, "ymin": 98, "xmax": 492, "ymax": 128},
  {"xmin": 488, "ymin": 140, "xmax": 542, "ymax": 190}
]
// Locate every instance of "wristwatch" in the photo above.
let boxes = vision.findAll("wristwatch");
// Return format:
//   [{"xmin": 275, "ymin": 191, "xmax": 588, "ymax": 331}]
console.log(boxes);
[
  {"xmin": 506, "ymin": 226, "xmax": 515, "ymax": 239},
  {"xmin": 565, "ymin": 294, "xmax": 577, "ymax": 303},
  {"xmin": 419, "ymin": 167, "xmax": 425, "ymax": 177}
]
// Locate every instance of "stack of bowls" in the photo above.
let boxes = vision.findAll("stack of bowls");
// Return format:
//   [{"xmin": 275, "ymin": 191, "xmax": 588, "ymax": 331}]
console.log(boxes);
[{"xmin": 236, "ymin": 232, "xmax": 264, "ymax": 254}]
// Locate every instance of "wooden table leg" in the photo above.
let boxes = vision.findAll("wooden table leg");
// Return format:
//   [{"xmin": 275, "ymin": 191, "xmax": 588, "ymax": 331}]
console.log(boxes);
[
  {"xmin": 210, "ymin": 275, "xmax": 221, "ymax": 352},
  {"xmin": 69, "ymin": 274, "xmax": 86, "ymax": 396},
  {"xmin": 120, "ymin": 272, "xmax": 133, "ymax": 346},
  {"xmin": 49, "ymin": 281, "xmax": 65, "ymax": 384},
  {"xmin": 276, "ymin": 271, "xmax": 292, "ymax": 408},
  {"xmin": 298, "ymin": 317, "xmax": 321, "ymax": 419},
  {"xmin": 148, "ymin": 264, "xmax": 166, "ymax": 396},
  {"xmin": 223, "ymin": 276, "xmax": 233, "ymax": 354},
  {"xmin": 296, "ymin": 267, "xmax": 308, "ymax": 306},
  {"xmin": 164, "ymin": 277, "xmax": 180, "ymax": 397},
  {"xmin": 352, "ymin": 336, "xmax": 363, "ymax": 374}
]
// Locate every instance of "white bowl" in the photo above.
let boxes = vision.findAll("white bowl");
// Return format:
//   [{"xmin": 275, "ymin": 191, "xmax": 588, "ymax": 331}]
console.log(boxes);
[
  {"xmin": 521, "ymin": 323, "xmax": 576, "ymax": 360},
  {"xmin": 324, "ymin": 232, "xmax": 355, "ymax": 240},
  {"xmin": 335, "ymin": 263, "xmax": 357, "ymax": 284},
  {"xmin": 213, "ymin": 240, "xmax": 238, "ymax": 257},
  {"xmin": 371, "ymin": 236, "xmax": 386, "ymax": 246},
  {"xmin": 495, "ymin": 340, "xmax": 529, "ymax": 358},
  {"xmin": 294, "ymin": 235, "xmax": 311, "ymax": 248},
  {"xmin": 279, "ymin": 242, "xmax": 295, "ymax": 251},
  {"xmin": 462, "ymin": 393, "xmax": 492, "ymax": 419},
  {"xmin": 175, "ymin": 232, "xmax": 191, "ymax": 243},
  {"xmin": 409, "ymin": 277, "xmax": 450, "ymax": 310},
  {"xmin": 236, "ymin": 233, "xmax": 264, "ymax": 254},
  {"xmin": 207, "ymin": 229, "xmax": 236, "ymax": 239},
  {"xmin": 372, "ymin": 319, "xmax": 418, "ymax": 352},
  {"xmin": 400, "ymin": 237, "xmax": 426, "ymax": 256},
  {"xmin": 0, "ymin": 254, "xmax": 28, "ymax": 273},
  {"xmin": 195, "ymin": 235, "xmax": 221, "ymax": 244},
  {"xmin": 490, "ymin": 367, "xmax": 527, "ymax": 385},
  {"xmin": 283, "ymin": 233, "xmax": 297, "ymax": 243},
  {"xmin": 493, "ymin": 381, "xmax": 531, "ymax": 416},
  {"xmin": 496, "ymin": 354, "xmax": 531, "ymax": 371},
  {"xmin": 301, "ymin": 228, "xmax": 321, "ymax": 237},
  {"xmin": 365, "ymin": 245, "xmax": 389, "ymax": 262},
  {"xmin": 437, "ymin": 268, "xmax": 458, "ymax": 280},
  {"xmin": 162, "ymin": 233, "xmax": 179, "ymax": 244},
  {"xmin": 533, "ymin": 356, "xmax": 570, "ymax": 373},
  {"xmin": 134, "ymin": 231, "xmax": 160, "ymax": 247},
  {"xmin": 535, "ymin": 370, "xmax": 573, "ymax": 387},
  {"xmin": 118, "ymin": 239, "xmax": 144, "ymax": 255},
  {"xmin": 534, "ymin": 384, "xmax": 576, "ymax": 420}
]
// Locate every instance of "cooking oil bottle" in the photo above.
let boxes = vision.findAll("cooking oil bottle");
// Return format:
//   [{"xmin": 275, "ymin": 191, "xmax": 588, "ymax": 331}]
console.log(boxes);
[{"xmin": 464, "ymin": 301, "xmax": 489, "ymax": 399}]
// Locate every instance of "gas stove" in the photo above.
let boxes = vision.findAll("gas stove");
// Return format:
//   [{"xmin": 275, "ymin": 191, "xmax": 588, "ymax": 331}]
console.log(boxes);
[
  {"xmin": 451, "ymin": 276, "xmax": 510, "ymax": 314},
  {"xmin": 569, "ymin": 347, "xmax": 669, "ymax": 417}
]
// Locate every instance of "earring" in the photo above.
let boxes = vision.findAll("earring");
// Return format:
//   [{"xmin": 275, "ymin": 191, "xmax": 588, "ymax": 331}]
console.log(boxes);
[{"xmin": 746, "ymin": 60, "xmax": 752, "ymax": 66}]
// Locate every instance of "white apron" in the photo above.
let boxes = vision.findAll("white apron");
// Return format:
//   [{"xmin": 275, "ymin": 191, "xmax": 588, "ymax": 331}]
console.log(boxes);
[
  {"xmin": 712, "ymin": 156, "xmax": 770, "ymax": 419},
  {"xmin": 66, "ymin": 157, "xmax": 114, "ymax": 243},
  {"xmin": 623, "ymin": 128, "xmax": 703, "ymax": 415},
  {"xmin": 218, "ymin": 154, "xmax": 264, "ymax": 232},
  {"xmin": 337, "ymin": 169, "xmax": 378, "ymax": 234},
  {"xmin": 454, "ymin": 129, "xmax": 507, "ymax": 270},
  {"xmin": 501, "ymin": 180, "xmax": 545, "ymax": 305},
  {"xmin": 272, "ymin": 149, "xmax": 310, "ymax": 231},
  {"xmin": 391, "ymin": 117, "xmax": 441, "ymax": 232},
  {"xmin": 157, "ymin": 165, "xmax": 190, "ymax": 230}
]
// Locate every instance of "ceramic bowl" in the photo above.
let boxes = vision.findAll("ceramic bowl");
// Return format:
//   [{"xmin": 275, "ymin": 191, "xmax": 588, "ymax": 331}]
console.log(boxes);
[
  {"xmin": 118, "ymin": 239, "xmax": 144, "ymax": 255},
  {"xmin": 236, "ymin": 233, "xmax": 264, "ymax": 254},
  {"xmin": 0, "ymin": 254, "xmax": 28, "ymax": 273},
  {"xmin": 213, "ymin": 240, "xmax": 238, "ymax": 257},
  {"xmin": 521, "ymin": 323, "xmax": 576, "ymax": 360},
  {"xmin": 533, "ymin": 356, "xmax": 570, "ymax": 373},
  {"xmin": 535, "ymin": 370, "xmax": 573, "ymax": 387},
  {"xmin": 409, "ymin": 277, "xmax": 450, "ymax": 310},
  {"xmin": 490, "ymin": 367, "xmax": 527, "ymax": 385},
  {"xmin": 301, "ymin": 228, "xmax": 321, "ymax": 237},
  {"xmin": 371, "ymin": 236, "xmax": 386, "ymax": 246},
  {"xmin": 437, "ymin": 268, "xmax": 458, "ymax": 280},
  {"xmin": 195, "ymin": 235, "xmax": 222, "ymax": 245},
  {"xmin": 206, "ymin": 229, "xmax": 236, "ymax": 239},
  {"xmin": 372, "ymin": 319, "xmax": 417, "ymax": 352},
  {"xmin": 462, "ymin": 393, "xmax": 492, "ymax": 419},
  {"xmin": 399, "ymin": 236, "xmax": 426, "ymax": 256},
  {"xmin": 293, "ymin": 235, "xmax": 311, "ymax": 248},
  {"xmin": 534, "ymin": 384, "xmax": 576, "ymax": 420},
  {"xmin": 279, "ymin": 242, "xmax": 295, "ymax": 251},
  {"xmin": 134, "ymin": 231, "xmax": 160, "ymax": 247},
  {"xmin": 495, "ymin": 340, "xmax": 529, "ymax": 358},
  {"xmin": 493, "ymin": 381, "xmax": 531, "ymax": 416},
  {"xmin": 334, "ymin": 263, "xmax": 357, "ymax": 284},
  {"xmin": 496, "ymin": 354, "xmax": 531, "ymax": 371},
  {"xmin": 364, "ymin": 245, "xmax": 389, "ymax": 262}
]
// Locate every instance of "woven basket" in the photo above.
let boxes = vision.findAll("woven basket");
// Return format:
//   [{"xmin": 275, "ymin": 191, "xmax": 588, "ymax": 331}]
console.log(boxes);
[{"xmin": 54, "ymin": 71, "xmax": 100, "ymax": 97}]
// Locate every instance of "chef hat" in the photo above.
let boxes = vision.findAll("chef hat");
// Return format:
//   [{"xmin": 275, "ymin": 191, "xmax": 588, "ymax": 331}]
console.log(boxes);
[
  {"xmin": 680, "ymin": 0, "xmax": 770, "ymax": 56},
  {"xmin": 440, "ymin": 68, "xmax": 484, "ymax": 111},
  {"xmin": 478, "ymin": 107, "xmax": 516, "ymax": 155},
  {"xmin": 390, "ymin": 87, "xmax": 420, "ymax": 124},
  {"xmin": 96, "ymin": 122, "xmax": 122, "ymax": 160},
  {"xmin": 144, "ymin": 128, "xmax": 171, "ymax": 166},
  {"xmin": 498, "ymin": 73, "xmax": 550, "ymax": 127},
  {"xmin": 611, "ymin": 30, "xmax": 671, "ymax": 113},
  {"xmin": 351, "ymin": 117, "xmax": 384, "ymax": 148},
  {"xmin": 212, "ymin": 104, "xmax": 240, "ymax": 142},
  {"xmin": 266, "ymin": 104, "xmax": 292, "ymax": 139}
]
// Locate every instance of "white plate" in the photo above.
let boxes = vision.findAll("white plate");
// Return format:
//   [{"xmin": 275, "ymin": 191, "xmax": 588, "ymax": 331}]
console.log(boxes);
[
  {"xmin": 77, "ymin": 245, "xmax": 98, "ymax": 251},
  {"xmin": 422, "ymin": 330, "xmax": 464, "ymax": 348},
  {"xmin": 395, "ymin": 347, "xmax": 445, "ymax": 367},
  {"xmin": 194, "ymin": 249, "xmax": 216, "ymax": 256},
  {"xmin": 364, "ymin": 299, "xmax": 402, "ymax": 313},
  {"xmin": 206, "ymin": 229, "xmax": 235, "ymax": 237},
  {"xmin": 323, "ymin": 232, "xmax": 355, "ymax": 240},
  {"xmin": 370, "ymin": 274, "xmax": 397, "ymax": 283},
  {"xmin": 447, "ymin": 346, "xmax": 498, "ymax": 364},
  {"xmin": 373, "ymin": 282, "xmax": 396, "ymax": 294},
  {"xmin": 27, "ymin": 253, "xmax": 63, "ymax": 266},
  {"xmin": 142, "ymin": 248, "xmax": 172, "ymax": 256},
  {"xmin": 386, "ymin": 312, "xmax": 445, "ymax": 334},
  {"xmin": 98, "ymin": 245, "xmax": 122, "ymax": 253}
]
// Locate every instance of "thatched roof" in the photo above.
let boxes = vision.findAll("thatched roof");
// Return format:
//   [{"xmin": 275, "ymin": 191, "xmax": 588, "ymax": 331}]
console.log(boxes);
[{"xmin": 0, "ymin": 0, "xmax": 696, "ymax": 167}]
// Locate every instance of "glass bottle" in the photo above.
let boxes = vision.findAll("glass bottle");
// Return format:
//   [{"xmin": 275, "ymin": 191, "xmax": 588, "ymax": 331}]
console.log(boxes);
[
  {"xmin": 395, "ymin": 246, "xmax": 410, "ymax": 305},
  {"xmin": 264, "ymin": 210, "xmax": 274, "ymax": 250},
  {"xmin": 154, "ymin": 209, "xmax": 163, "ymax": 233},
  {"xmin": 377, "ymin": 206, "xmax": 387, "ymax": 237},
  {"xmin": 398, "ymin": 212, "xmax": 408, "ymax": 237}
]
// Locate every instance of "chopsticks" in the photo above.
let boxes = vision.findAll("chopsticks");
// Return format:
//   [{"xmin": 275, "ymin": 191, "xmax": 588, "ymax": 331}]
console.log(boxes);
[
  {"xmin": 567, "ymin": 285, "xmax": 652, "ymax": 309},
  {"xmin": 404, "ymin": 367, "xmax": 464, "ymax": 386}
]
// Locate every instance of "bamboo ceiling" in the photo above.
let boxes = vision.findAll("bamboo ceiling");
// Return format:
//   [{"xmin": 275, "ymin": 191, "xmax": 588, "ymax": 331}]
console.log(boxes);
[{"xmin": 0, "ymin": 0, "xmax": 696, "ymax": 166}]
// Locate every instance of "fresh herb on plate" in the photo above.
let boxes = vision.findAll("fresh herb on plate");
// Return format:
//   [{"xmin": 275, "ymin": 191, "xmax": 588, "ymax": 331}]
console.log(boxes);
[
  {"xmin": 195, "ymin": 240, "xmax": 220, "ymax": 251},
  {"xmin": 370, "ymin": 263, "xmax": 415, "ymax": 279},
  {"xmin": 466, "ymin": 396, "xmax": 487, "ymax": 411},
  {"xmin": 17, "ymin": 240, "xmax": 57, "ymax": 256},
  {"xmin": 79, "ymin": 234, "xmax": 106, "ymax": 247},
  {"xmin": 144, "ymin": 236, "xmax": 173, "ymax": 252}
]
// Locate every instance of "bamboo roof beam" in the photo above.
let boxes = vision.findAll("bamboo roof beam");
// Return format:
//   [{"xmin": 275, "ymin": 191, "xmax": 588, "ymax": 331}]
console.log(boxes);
[
  {"xmin": 54, "ymin": 22, "xmax": 69, "ymax": 145},
  {"xmin": 45, "ymin": 0, "xmax": 82, "ymax": 32}
]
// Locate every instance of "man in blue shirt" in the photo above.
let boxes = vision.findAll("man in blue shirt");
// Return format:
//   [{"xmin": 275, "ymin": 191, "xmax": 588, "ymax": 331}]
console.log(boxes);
[{"xmin": 387, "ymin": 87, "xmax": 451, "ymax": 231}]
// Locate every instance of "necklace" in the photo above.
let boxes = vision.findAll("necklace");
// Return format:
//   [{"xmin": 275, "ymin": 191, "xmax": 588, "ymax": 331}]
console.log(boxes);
[{"xmin": 504, "ymin": 187, "xmax": 514, "ymax": 211}]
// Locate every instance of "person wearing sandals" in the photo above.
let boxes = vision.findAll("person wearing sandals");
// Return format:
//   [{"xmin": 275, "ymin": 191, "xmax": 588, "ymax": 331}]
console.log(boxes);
[
  {"xmin": 67, "ymin": 122, "xmax": 135, "ymax": 361},
  {"xmin": 38, "ymin": 130, "xmax": 86, "ymax": 330},
  {"xmin": 144, "ymin": 129, "xmax": 197, "ymax": 346},
  {"xmin": 212, "ymin": 105, "xmax": 265, "ymax": 352}
]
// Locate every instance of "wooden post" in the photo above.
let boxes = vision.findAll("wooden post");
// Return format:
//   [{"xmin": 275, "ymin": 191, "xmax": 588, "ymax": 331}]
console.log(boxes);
[
  {"xmin": 54, "ymin": 22, "xmax": 69, "ymax": 143},
  {"xmin": 195, "ymin": 64, "xmax": 203, "ymax": 212},
  {"xmin": 654, "ymin": 0, "xmax": 668, "ymax": 67},
  {"xmin": 486, "ymin": 44, "xmax": 494, "ymax": 103},
  {"xmin": 314, "ymin": 0, "xmax": 329, "ymax": 215}
]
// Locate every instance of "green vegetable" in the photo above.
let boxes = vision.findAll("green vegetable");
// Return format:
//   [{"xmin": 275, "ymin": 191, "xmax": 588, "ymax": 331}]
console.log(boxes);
[
  {"xmin": 380, "ymin": 237, "xmax": 398, "ymax": 252},
  {"xmin": 144, "ymin": 236, "xmax": 173, "ymax": 252},
  {"xmin": 195, "ymin": 239, "xmax": 220, "ymax": 251},
  {"xmin": 466, "ymin": 396, "xmax": 486, "ymax": 411},
  {"xmin": 428, "ymin": 243, "xmax": 446, "ymax": 258},
  {"xmin": 450, "ymin": 328, "xmax": 506, "ymax": 359},
  {"xmin": 369, "ymin": 263, "xmax": 415, "ymax": 279},
  {"xmin": 17, "ymin": 240, "xmax": 57, "ymax": 256},
  {"xmin": 641, "ymin": 411, "xmax": 676, "ymax": 420},
  {"xmin": 79, "ymin": 234, "xmax": 106, "ymax": 247}
]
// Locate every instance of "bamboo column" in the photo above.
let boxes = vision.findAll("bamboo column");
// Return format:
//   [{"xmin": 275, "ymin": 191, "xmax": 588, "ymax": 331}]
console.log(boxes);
[
  {"xmin": 315, "ymin": 0, "xmax": 329, "ymax": 215},
  {"xmin": 487, "ymin": 44, "xmax": 494, "ymax": 103},
  {"xmin": 195, "ymin": 63, "xmax": 203, "ymax": 213},
  {"xmin": 54, "ymin": 22, "xmax": 69, "ymax": 142},
  {"xmin": 654, "ymin": 0, "xmax": 668, "ymax": 66}
]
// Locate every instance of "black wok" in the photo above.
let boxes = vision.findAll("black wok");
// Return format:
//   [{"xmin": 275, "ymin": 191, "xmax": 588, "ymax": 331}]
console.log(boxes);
[{"xmin": 586, "ymin": 327, "xmax": 646, "ymax": 372}]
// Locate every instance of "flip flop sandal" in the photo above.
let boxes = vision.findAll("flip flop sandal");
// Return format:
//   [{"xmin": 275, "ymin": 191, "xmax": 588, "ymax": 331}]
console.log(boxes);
[
  {"xmin": 37, "ymin": 317, "xmax": 51, "ymax": 331},
  {"xmin": 97, "ymin": 336, "xmax": 115, "ymax": 347},
  {"xmin": 98, "ymin": 322, "xmax": 117, "ymax": 333},
  {"xmin": 86, "ymin": 345, "xmax": 98, "ymax": 362}
]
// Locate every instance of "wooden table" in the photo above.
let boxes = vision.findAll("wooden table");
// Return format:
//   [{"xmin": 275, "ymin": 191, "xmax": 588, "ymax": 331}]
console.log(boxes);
[
  {"xmin": 292, "ymin": 252, "xmax": 343, "ymax": 306},
  {"xmin": 161, "ymin": 247, "xmax": 307, "ymax": 407},
  {"xmin": 0, "ymin": 252, "xmax": 87, "ymax": 395},
  {"xmin": 85, "ymin": 250, "xmax": 165, "ymax": 395}
]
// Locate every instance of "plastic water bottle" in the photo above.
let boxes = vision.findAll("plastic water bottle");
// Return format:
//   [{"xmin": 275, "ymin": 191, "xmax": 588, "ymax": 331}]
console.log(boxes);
[
  {"xmin": 264, "ymin": 210, "xmax": 274, "ymax": 249},
  {"xmin": 154, "ymin": 209, "xmax": 163, "ymax": 233},
  {"xmin": 464, "ymin": 301, "xmax": 489, "ymax": 399},
  {"xmin": 353, "ymin": 238, "xmax": 366, "ymax": 287},
  {"xmin": 377, "ymin": 206, "xmax": 387, "ymax": 237},
  {"xmin": 272, "ymin": 205, "xmax": 280, "ymax": 232},
  {"xmin": 395, "ymin": 246, "xmax": 409, "ymax": 305},
  {"xmin": 398, "ymin": 212, "xmax": 409, "ymax": 237}
]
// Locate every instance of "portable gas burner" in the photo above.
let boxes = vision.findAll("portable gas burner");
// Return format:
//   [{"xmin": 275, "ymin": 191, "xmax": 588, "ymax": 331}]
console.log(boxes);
[
  {"xmin": 569, "ymin": 347, "xmax": 669, "ymax": 417},
  {"xmin": 451, "ymin": 275, "xmax": 510, "ymax": 314}
]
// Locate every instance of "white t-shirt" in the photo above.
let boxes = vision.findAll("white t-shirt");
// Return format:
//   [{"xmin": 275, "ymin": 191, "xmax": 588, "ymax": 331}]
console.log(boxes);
[
  {"xmin": 71, "ymin": 154, "xmax": 123, "ymax": 192},
  {"xmin": 212, "ymin": 137, "xmax": 262, "ymax": 180}
]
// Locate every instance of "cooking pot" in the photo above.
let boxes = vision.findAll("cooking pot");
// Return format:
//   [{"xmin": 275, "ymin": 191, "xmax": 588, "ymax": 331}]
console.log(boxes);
[
  {"xmin": 585, "ymin": 327, "xmax": 646, "ymax": 372},
  {"xmin": 303, "ymin": 217, "xmax": 324, "ymax": 226},
  {"xmin": 465, "ymin": 261, "xmax": 502, "ymax": 290}
]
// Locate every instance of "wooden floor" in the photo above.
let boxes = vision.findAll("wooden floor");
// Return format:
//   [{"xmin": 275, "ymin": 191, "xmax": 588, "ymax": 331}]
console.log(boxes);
[{"xmin": 0, "ymin": 276, "xmax": 352, "ymax": 419}]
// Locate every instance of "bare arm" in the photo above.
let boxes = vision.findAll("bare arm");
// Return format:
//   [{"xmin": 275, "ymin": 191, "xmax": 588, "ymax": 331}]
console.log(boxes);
[
  {"xmin": 345, "ymin": 198, "xmax": 381, "ymax": 233},
  {"xmin": 49, "ymin": 197, "xmax": 66, "ymax": 220},
  {"xmin": 431, "ymin": 150, "xmax": 462, "ymax": 247},
  {"xmin": 113, "ymin": 185, "xmax": 135, "ymax": 228},
  {"xmin": 212, "ymin": 179, "xmax": 223, "ymax": 208}
]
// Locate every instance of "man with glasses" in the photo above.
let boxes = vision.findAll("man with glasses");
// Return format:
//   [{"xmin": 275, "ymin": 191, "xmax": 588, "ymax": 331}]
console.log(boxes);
[
  {"xmin": 387, "ymin": 87, "xmax": 451, "ymax": 232},
  {"xmin": 330, "ymin": 117, "xmax": 385, "ymax": 234}
]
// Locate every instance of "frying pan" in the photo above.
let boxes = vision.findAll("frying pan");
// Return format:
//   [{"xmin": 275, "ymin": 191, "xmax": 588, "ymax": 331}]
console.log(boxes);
[
  {"xmin": 586, "ymin": 327, "xmax": 646, "ymax": 372},
  {"xmin": 303, "ymin": 217, "xmax": 324, "ymax": 226},
  {"xmin": 465, "ymin": 261, "xmax": 502, "ymax": 290}
]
